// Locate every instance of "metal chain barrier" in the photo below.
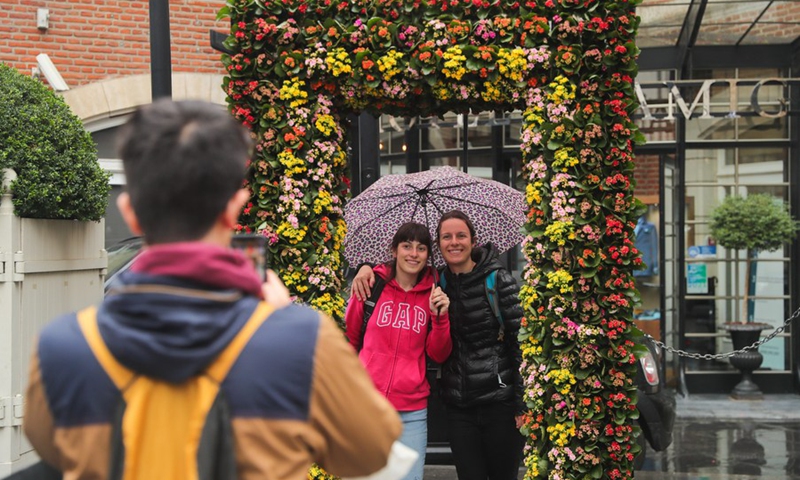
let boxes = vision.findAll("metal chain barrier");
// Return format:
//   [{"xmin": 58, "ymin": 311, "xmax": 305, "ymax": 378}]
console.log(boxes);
[{"xmin": 650, "ymin": 306, "xmax": 800, "ymax": 361}]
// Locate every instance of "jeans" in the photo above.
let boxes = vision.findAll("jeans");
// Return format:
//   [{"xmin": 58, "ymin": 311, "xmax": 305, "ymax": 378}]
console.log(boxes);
[
  {"xmin": 398, "ymin": 408, "xmax": 427, "ymax": 480},
  {"xmin": 446, "ymin": 402, "xmax": 524, "ymax": 480}
]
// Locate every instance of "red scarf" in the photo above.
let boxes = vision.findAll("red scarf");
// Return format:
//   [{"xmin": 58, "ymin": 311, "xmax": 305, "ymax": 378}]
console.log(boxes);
[{"xmin": 130, "ymin": 242, "xmax": 263, "ymax": 299}]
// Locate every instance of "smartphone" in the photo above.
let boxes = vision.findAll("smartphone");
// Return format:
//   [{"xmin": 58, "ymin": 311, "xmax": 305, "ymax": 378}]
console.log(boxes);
[{"xmin": 230, "ymin": 233, "xmax": 269, "ymax": 282}]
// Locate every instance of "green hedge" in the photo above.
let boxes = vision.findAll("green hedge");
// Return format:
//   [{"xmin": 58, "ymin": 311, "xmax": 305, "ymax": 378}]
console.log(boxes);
[{"xmin": 0, "ymin": 63, "xmax": 110, "ymax": 221}]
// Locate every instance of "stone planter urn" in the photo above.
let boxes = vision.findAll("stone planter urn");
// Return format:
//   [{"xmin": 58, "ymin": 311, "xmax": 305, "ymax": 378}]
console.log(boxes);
[
  {"xmin": 711, "ymin": 194, "xmax": 798, "ymax": 400},
  {"xmin": 721, "ymin": 322, "xmax": 771, "ymax": 400}
]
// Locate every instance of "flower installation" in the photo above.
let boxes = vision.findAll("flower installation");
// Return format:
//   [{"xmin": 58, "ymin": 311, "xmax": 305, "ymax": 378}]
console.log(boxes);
[{"xmin": 220, "ymin": 0, "xmax": 645, "ymax": 478}]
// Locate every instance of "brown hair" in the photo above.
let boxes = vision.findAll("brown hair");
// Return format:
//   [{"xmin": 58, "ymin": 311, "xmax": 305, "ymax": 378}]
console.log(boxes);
[
  {"xmin": 389, "ymin": 222, "xmax": 432, "ymax": 283},
  {"xmin": 436, "ymin": 210, "xmax": 476, "ymax": 244}
]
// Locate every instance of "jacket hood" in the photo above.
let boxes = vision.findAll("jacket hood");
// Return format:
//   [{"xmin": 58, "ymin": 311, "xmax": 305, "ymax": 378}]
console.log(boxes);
[
  {"xmin": 98, "ymin": 243, "xmax": 264, "ymax": 383},
  {"xmin": 469, "ymin": 243, "xmax": 503, "ymax": 277}
]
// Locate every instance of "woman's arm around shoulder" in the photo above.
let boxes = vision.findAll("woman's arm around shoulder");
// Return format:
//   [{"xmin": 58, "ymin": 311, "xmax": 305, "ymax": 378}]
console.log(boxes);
[{"xmin": 344, "ymin": 291, "xmax": 366, "ymax": 350}]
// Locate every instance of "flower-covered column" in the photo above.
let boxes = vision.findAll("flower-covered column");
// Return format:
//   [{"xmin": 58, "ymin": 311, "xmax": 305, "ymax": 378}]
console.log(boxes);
[
  {"xmin": 223, "ymin": 12, "xmax": 350, "ymax": 322},
  {"xmin": 517, "ymin": 1, "xmax": 646, "ymax": 479}
]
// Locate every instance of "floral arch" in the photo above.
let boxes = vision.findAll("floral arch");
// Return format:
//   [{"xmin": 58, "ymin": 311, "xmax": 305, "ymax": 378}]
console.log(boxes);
[{"xmin": 221, "ymin": 0, "xmax": 644, "ymax": 477}]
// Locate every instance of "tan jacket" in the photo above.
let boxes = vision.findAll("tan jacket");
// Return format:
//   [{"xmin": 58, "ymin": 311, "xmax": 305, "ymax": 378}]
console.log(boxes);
[{"xmin": 24, "ymin": 302, "xmax": 402, "ymax": 480}]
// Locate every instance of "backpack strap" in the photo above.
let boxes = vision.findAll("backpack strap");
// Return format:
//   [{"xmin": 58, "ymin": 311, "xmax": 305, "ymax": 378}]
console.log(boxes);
[
  {"xmin": 205, "ymin": 301, "xmax": 275, "ymax": 382},
  {"xmin": 358, "ymin": 276, "xmax": 386, "ymax": 352},
  {"xmin": 77, "ymin": 306, "xmax": 137, "ymax": 390},
  {"xmin": 485, "ymin": 270, "xmax": 504, "ymax": 341}
]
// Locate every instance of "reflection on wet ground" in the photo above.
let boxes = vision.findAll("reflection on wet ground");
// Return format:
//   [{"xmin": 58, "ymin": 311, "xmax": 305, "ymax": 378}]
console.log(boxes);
[
  {"xmin": 427, "ymin": 395, "xmax": 800, "ymax": 479},
  {"xmin": 641, "ymin": 419, "xmax": 800, "ymax": 479}
]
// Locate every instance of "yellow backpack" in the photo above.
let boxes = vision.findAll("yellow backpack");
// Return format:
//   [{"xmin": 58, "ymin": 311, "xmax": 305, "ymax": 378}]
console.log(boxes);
[{"xmin": 76, "ymin": 302, "xmax": 274, "ymax": 480}]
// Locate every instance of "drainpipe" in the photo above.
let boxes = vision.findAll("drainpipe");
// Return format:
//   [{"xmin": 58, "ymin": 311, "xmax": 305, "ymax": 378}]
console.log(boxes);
[{"xmin": 149, "ymin": 0, "xmax": 172, "ymax": 99}]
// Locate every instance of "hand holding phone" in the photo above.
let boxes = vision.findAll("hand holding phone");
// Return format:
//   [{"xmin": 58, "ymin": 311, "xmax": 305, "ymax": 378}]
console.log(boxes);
[
  {"xmin": 262, "ymin": 270, "xmax": 291, "ymax": 308},
  {"xmin": 230, "ymin": 234, "xmax": 268, "ymax": 282}
]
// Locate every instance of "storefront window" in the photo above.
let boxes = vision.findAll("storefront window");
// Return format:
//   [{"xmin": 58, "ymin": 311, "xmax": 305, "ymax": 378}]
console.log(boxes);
[
  {"xmin": 379, "ymin": 115, "xmax": 408, "ymax": 155},
  {"xmin": 684, "ymin": 146, "xmax": 792, "ymax": 373}
]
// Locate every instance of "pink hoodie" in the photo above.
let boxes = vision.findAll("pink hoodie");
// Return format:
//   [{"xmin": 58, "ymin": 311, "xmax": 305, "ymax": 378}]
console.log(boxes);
[{"xmin": 345, "ymin": 264, "xmax": 452, "ymax": 411}]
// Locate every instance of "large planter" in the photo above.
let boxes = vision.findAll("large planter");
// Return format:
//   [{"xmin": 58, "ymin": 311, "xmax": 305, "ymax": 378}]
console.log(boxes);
[
  {"xmin": 0, "ymin": 177, "xmax": 106, "ymax": 475},
  {"xmin": 720, "ymin": 322, "xmax": 771, "ymax": 400}
]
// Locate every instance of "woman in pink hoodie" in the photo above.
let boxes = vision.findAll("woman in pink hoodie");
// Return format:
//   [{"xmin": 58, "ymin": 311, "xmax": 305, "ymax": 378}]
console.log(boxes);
[{"xmin": 345, "ymin": 222, "xmax": 452, "ymax": 480}]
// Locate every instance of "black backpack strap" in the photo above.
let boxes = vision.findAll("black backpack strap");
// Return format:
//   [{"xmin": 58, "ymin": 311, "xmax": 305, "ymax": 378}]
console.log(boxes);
[
  {"xmin": 358, "ymin": 276, "xmax": 386, "ymax": 352},
  {"xmin": 485, "ymin": 270, "xmax": 504, "ymax": 341}
]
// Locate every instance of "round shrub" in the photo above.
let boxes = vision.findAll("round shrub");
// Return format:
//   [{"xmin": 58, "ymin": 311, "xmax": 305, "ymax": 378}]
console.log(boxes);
[
  {"xmin": 710, "ymin": 193, "xmax": 798, "ymax": 253},
  {"xmin": 0, "ymin": 63, "xmax": 110, "ymax": 221}
]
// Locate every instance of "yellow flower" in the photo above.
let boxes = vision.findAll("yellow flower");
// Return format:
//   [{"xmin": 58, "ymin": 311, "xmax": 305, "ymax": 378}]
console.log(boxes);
[
  {"xmin": 547, "ymin": 75, "xmax": 577, "ymax": 105},
  {"xmin": 276, "ymin": 222, "xmax": 308, "ymax": 245},
  {"xmin": 433, "ymin": 82, "xmax": 452, "ymax": 101},
  {"xmin": 325, "ymin": 48, "xmax": 353, "ymax": 77},
  {"xmin": 552, "ymin": 147, "xmax": 578, "ymax": 171},
  {"xmin": 481, "ymin": 81, "xmax": 503, "ymax": 103},
  {"xmin": 311, "ymin": 292, "xmax": 346, "ymax": 320},
  {"xmin": 278, "ymin": 78, "xmax": 308, "ymax": 109},
  {"xmin": 525, "ymin": 181, "xmax": 543, "ymax": 205},
  {"xmin": 277, "ymin": 150, "xmax": 306, "ymax": 176},
  {"xmin": 497, "ymin": 48, "xmax": 528, "ymax": 82},
  {"xmin": 545, "ymin": 269, "xmax": 573, "ymax": 294},
  {"xmin": 313, "ymin": 190, "xmax": 333, "ymax": 214},
  {"xmin": 546, "ymin": 421, "xmax": 576, "ymax": 447},
  {"xmin": 519, "ymin": 283, "xmax": 539, "ymax": 311},
  {"xmin": 315, "ymin": 114, "xmax": 337, "ymax": 137},
  {"xmin": 544, "ymin": 221, "xmax": 575, "ymax": 246},
  {"xmin": 377, "ymin": 50, "xmax": 404, "ymax": 80},
  {"xmin": 441, "ymin": 46, "xmax": 467, "ymax": 81},
  {"xmin": 333, "ymin": 150, "xmax": 347, "ymax": 167}
]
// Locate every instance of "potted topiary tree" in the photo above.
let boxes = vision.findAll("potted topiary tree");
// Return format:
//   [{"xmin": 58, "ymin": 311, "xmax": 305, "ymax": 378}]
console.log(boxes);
[
  {"xmin": 0, "ymin": 63, "xmax": 110, "ymax": 472},
  {"xmin": 709, "ymin": 192, "xmax": 798, "ymax": 398}
]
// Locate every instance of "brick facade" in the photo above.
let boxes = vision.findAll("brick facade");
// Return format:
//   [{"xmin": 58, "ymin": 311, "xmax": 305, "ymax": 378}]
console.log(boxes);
[{"xmin": 0, "ymin": 1, "xmax": 227, "ymax": 90}]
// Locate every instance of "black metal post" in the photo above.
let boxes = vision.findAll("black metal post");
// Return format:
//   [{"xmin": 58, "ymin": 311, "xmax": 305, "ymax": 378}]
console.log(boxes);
[
  {"xmin": 149, "ymin": 0, "xmax": 172, "ymax": 99},
  {"xmin": 359, "ymin": 113, "xmax": 381, "ymax": 193}
]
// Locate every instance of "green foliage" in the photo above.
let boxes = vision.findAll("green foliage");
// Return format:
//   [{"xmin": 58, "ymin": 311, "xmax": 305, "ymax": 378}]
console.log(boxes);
[
  {"xmin": 710, "ymin": 193, "xmax": 798, "ymax": 253},
  {"xmin": 0, "ymin": 63, "xmax": 110, "ymax": 221}
]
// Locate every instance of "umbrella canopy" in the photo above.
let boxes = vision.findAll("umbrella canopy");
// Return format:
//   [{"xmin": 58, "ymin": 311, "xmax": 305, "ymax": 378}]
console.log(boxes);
[{"xmin": 344, "ymin": 166, "xmax": 527, "ymax": 268}]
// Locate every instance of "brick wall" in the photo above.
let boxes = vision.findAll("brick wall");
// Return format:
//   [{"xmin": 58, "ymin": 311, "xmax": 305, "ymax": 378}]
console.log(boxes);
[
  {"xmin": 0, "ymin": 1, "xmax": 228, "ymax": 89},
  {"xmin": 634, "ymin": 153, "xmax": 661, "ymax": 199}
]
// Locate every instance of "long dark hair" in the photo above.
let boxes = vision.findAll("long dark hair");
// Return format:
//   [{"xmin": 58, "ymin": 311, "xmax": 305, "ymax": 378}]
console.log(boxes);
[{"xmin": 389, "ymin": 222, "xmax": 432, "ymax": 283}]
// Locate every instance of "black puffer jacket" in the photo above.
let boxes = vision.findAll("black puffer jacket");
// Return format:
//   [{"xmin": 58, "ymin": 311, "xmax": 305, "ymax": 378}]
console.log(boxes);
[{"xmin": 438, "ymin": 244, "xmax": 524, "ymax": 412}]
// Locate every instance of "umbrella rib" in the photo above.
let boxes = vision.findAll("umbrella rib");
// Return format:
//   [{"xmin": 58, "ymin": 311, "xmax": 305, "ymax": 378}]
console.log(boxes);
[
  {"xmin": 359, "ymin": 189, "xmax": 418, "ymax": 201},
  {"xmin": 425, "ymin": 181, "xmax": 482, "ymax": 192},
  {"xmin": 347, "ymin": 199, "xmax": 416, "ymax": 239},
  {"xmin": 427, "ymin": 191, "xmax": 524, "ymax": 224}
]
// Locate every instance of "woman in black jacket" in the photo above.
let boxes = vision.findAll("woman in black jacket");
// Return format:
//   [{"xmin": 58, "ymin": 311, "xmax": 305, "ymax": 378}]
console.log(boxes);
[{"xmin": 353, "ymin": 210, "xmax": 525, "ymax": 480}]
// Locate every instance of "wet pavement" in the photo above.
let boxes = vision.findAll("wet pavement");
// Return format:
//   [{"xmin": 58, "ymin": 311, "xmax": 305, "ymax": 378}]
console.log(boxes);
[
  {"xmin": 423, "ymin": 393, "xmax": 800, "ymax": 479},
  {"xmin": 639, "ymin": 393, "xmax": 800, "ymax": 479},
  {"xmin": 639, "ymin": 420, "xmax": 800, "ymax": 478}
]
